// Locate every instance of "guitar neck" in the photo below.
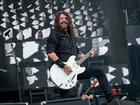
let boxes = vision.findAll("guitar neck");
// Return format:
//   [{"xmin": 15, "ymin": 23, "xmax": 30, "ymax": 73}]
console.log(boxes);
[
  {"xmin": 76, "ymin": 52, "xmax": 90, "ymax": 65},
  {"xmin": 83, "ymin": 86, "xmax": 92, "ymax": 95}
]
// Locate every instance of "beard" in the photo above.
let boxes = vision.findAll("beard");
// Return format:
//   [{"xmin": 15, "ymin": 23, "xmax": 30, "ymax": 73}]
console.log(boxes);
[{"xmin": 60, "ymin": 22, "xmax": 68, "ymax": 30}]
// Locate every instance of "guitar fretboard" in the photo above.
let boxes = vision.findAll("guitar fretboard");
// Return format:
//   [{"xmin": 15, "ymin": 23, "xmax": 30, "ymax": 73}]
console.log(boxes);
[{"xmin": 76, "ymin": 52, "xmax": 90, "ymax": 65}]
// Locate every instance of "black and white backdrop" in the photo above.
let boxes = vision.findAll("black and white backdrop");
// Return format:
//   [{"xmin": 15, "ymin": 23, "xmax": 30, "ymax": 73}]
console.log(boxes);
[{"xmin": 0, "ymin": 0, "xmax": 130, "ymax": 91}]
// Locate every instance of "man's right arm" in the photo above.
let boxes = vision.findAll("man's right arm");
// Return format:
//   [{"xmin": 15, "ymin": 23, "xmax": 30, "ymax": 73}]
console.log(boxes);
[
  {"xmin": 47, "ymin": 29, "xmax": 65, "ymax": 68},
  {"xmin": 47, "ymin": 52, "xmax": 59, "ymax": 62},
  {"xmin": 47, "ymin": 30, "xmax": 72, "ymax": 74},
  {"xmin": 47, "ymin": 52, "xmax": 65, "ymax": 68}
]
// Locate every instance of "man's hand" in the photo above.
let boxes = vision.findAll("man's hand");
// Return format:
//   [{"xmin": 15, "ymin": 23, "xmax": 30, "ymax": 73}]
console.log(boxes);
[
  {"xmin": 82, "ymin": 94, "xmax": 93, "ymax": 100},
  {"xmin": 63, "ymin": 65, "xmax": 72, "ymax": 75},
  {"xmin": 89, "ymin": 49, "xmax": 96, "ymax": 57},
  {"xmin": 78, "ymin": 49, "xmax": 96, "ymax": 60}
]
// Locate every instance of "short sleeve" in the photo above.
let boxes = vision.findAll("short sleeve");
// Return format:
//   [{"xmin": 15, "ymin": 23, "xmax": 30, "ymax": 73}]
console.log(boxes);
[{"xmin": 47, "ymin": 29, "xmax": 58, "ymax": 53}]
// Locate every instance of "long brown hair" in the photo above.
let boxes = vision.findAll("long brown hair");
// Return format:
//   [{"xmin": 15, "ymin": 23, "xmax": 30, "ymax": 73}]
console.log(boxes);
[{"xmin": 54, "ymin": 11, "xmax": 75, "ymax": 37}]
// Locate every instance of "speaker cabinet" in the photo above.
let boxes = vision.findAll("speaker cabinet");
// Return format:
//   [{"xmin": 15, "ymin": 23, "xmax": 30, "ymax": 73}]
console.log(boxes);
[{"xmin": 41, "ymin": 97, "xmax": 90, "ymax": 105}]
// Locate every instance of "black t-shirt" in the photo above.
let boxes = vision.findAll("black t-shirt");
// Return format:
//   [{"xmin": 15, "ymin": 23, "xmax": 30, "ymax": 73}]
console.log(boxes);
[{"xmin": 47, "ymin": 29, "xmax": 79, "ymax": 62}]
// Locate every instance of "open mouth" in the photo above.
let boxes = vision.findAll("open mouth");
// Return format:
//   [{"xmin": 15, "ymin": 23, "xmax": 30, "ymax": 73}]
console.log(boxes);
[
  {"xmin": 61, "ymin": 22, "xmax": 68, "ymax": 28},
  {"xmin": 61, "ymin": 22, "xmax": 67, "ymax": 25}
]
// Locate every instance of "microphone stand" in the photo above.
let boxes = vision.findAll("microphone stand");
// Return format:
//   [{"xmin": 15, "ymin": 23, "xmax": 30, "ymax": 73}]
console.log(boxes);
[
  {"xmin": 7, "ymin": 33, "xmax": 22, "ymax": 102},
  {"xmin": 11, "ymin": 43, "xmax": 22, "ymax": 102}
]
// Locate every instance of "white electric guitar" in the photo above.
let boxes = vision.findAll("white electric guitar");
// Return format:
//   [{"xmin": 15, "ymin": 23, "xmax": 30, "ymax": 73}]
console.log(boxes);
[
  {"xmin": 49, "ymin": 39, "xmax": 109, "ymax": 90},
  {"xmin": 49, "ymin": 51, "xmax": 93, "ymax": 90}
]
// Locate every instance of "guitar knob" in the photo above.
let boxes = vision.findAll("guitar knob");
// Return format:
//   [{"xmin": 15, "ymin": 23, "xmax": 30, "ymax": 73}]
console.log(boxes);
[{"xmin": 65, "ymin": 84, "xmax": 67, "ymax": 87}]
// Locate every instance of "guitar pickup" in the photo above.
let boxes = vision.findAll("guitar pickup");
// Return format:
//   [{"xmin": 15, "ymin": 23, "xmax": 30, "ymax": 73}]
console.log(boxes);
[{"xmin": 71, "ymin": 74, "xmax": 76, "ymax": 81}]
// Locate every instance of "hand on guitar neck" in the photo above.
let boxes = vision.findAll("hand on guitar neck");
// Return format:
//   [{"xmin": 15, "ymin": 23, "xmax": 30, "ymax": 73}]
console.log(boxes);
[
  {"xmin": 64, "ymin": 49, "xmax": 96, "ymax": 75},
  {"xmin": 89, "ymin": 48, "xmax": 96, "ymax": 57},
  {"xmin": 79, "ymin": 49, "xmax": 96, "ymax": 59}
]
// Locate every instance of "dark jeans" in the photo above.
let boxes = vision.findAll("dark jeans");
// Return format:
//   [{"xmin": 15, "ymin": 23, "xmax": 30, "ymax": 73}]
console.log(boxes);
[{"xmin": 77, "ymin": 66, "xmax": 112, "ymax": 98}]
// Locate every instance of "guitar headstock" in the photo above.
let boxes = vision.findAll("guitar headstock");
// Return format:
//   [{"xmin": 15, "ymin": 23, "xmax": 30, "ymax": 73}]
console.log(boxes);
[{"xmin": 90, "ymin": 79, "xmax": 99, "ymax": 88}]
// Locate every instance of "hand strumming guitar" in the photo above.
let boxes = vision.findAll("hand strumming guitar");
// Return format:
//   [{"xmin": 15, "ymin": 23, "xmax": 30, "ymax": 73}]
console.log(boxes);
[{"xmin": 63, "ymin": 65, "xmax": 72, "ymax": 75}]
